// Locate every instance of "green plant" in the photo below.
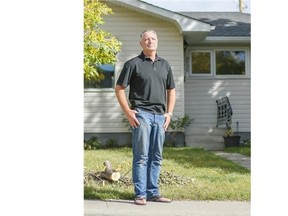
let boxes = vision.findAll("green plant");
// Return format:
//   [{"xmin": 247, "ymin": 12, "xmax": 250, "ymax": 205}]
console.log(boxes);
[
  {"xmin": 243, "ymin": 138, "xmax": 251, "ymax": 146},
  {"xmin": 84, "ymin": 136, "xmax": 102, "ymax": 150},
  {"xmin": 169, "ymin": 115, "xmax": 193, "ymax": 131},
  {"xmin": 224, "ymin": 127, "xmax": 235, "ymax": 137},
  {"xmin": 224, "ymin": 146, "xmax": 251, "ymax": 157},
  {"xmin": 106, "ymin": 139, "xmax": 117, "ymax": 148},
  {"xmin": 165, "ymin": 115, "xmax": 193, "ymax": 147},
  {"xmin": 223, "ymin": 127, "xmax": 242, "ymax": 148}
]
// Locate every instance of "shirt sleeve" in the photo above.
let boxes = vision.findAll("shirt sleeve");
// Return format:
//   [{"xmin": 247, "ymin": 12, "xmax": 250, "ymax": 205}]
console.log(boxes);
[
  {"xmin": 116, "ymin": 61, "xmax": 134, "ymax": 88},
  {"xmin": 166, "ymin": 63, "xmax": 176, "ymax": 89}
]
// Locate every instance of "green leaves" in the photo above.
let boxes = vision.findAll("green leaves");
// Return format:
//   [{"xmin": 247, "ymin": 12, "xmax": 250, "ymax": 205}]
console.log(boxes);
[
  {"xmin": 84, "ymin": 0, "xmax": 121, "ymax": 81},
  {"xmin": 169, "ymin": 115, "xmax": 193, "ymax": 131}
]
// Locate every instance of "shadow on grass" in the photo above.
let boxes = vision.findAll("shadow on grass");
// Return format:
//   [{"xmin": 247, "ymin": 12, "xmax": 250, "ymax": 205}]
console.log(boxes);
[{"xmin": 163, "ymin": 147, "xmax": 250, "ymax": 174}]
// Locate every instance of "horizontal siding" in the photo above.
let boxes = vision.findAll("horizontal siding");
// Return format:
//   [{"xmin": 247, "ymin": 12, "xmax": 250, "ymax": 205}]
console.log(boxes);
[
  {"xmin": 184, "ymin": 78, "xmax": 251, "ymax": 132},
  {"xmin": 84, "ymin": 91, "xmax": 129, "ymax": 133},
  {"xmin": 84, "ymin": 2, "xmax": 184, "ymax": 133}
]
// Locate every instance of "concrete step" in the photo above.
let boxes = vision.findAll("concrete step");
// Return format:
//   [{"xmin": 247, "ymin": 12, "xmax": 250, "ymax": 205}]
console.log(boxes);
[
  {"xmin": 185, "ymin": 136, "xmax": 224, "ymax": 150},
  {"xmin": 186, "ymin": 135, "xmax": 224, "ymax": 143},
  {"xmin": 185, "ymin": 127, "xmax": 226, "ymax": 150},
  {"xmin": 186, "ymin": 127, "xmax": 226, "ymax": 136},
  {"xmin": 186, "ymin": 142, "xmax": 225, "ymax": 151}
]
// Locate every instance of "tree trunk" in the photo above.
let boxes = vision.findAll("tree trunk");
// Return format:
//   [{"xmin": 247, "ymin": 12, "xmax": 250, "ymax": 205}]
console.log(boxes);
[{"xmin": 100, "ymin": 160, "xmax": 121, "ymax": 181}]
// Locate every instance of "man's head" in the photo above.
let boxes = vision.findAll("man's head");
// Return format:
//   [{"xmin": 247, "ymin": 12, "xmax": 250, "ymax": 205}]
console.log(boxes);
[{"xmin": 140, "ymin": 30, "xmax": 158, "ymax": 53}]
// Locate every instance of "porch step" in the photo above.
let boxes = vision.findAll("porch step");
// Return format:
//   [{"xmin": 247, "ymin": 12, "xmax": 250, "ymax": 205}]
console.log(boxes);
[
  {"xmin": 185, "ymin": 127, "xmax": 226, "ymax": 151},
  {"xmin": 186, "ymin": 127, "xmax": 226, "ymax": 135}
]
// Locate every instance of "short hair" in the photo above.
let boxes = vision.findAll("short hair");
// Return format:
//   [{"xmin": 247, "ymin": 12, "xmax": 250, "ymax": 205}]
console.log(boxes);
[{"xmin": 140, "ymin": 29, "xmax": 157, "ymax": 38}]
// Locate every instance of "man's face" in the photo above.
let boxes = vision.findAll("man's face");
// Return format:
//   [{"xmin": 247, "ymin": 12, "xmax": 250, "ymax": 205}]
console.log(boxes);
[{"xmin": 140, "ymin": 31, "xmax": 158, "ymax": 52}]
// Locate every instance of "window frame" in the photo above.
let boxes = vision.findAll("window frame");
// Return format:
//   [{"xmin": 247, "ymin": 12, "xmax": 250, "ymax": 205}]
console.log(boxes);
[
  {"xmin": 188, "ymin": 47, "xmax": 250, "ymax": 78},
  {"xmin": 189, "ymin": 50, "xmax": 213, "ymax": 77}
]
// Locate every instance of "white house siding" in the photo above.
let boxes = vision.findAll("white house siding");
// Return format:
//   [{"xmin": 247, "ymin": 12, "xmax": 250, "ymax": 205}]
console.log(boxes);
[
  {"xmin": 84, "ymin": 2, "xmax": 185, "ymax": 134},
  {"xmin": 184, "ymin": 78, "xmax": 251, "ymax": 133}
]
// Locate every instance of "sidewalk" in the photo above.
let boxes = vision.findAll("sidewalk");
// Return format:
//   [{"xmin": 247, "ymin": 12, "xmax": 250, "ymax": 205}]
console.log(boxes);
[{"xmin": 84, "ymin": 199, "xmax": 250, "ymax": 216}]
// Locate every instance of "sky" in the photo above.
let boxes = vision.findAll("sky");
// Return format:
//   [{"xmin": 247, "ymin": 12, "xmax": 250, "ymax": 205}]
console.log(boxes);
[{"xmin": 142, "ymin": 0, "xmax": 251, "ymax": 13}]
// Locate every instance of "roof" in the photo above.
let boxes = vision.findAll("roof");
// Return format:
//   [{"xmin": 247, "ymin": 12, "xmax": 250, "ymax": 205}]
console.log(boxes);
[
  {"xmin": 102, "ymin": 1, "xmax": 250, "ymax": 43},
  {"xmin": 103, "ymin": 0, "xmax": 213, "ymax": 42},
  {"xmin": 179, "ymin": 12, "xmax": 250, "ymax": 37},
  {"xmin": 104, "ymin": 0, "xmax": 212, "ymax": 33}
]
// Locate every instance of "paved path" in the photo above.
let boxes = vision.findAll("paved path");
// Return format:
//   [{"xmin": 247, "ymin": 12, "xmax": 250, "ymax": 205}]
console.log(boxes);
[
  {"xmin": 84, "ymin": 199, "xmax": 250, "ymax": 216},
  {"xmin": 212, "ymin": 151, "xmax": 250, "ymax": 170}
]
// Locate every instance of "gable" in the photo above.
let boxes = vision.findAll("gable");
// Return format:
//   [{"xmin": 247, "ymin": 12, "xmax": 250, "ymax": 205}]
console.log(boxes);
[{"xmin": 103, "ymin": 0, "xmax": 213, "ymax": 42}]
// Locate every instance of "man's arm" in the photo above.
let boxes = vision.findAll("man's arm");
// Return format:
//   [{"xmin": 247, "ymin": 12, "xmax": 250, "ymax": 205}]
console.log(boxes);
[
  {"xmin": 163, "ymin": 88, "xmax": 176, "ymax": 131},
  {"xmin": 115, "ymin": 85, "xmax": 140, "ymax": 128}
]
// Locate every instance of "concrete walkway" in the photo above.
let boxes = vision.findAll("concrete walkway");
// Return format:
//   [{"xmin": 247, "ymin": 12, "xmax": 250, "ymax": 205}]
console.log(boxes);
[
  {"xmin": 212, "ymin": 151, "xmax": 251, "ymax": 170},
  {"xmin": 84, "ymin": 199, "xmax": 250, "ymax": 216}
]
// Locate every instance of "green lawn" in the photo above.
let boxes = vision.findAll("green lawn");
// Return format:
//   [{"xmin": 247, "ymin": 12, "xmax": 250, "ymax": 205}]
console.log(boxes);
[
  {"xmin": 84, "ymin": 147, "xmax": 250, "ymax": 201},
  {"xmin": 224, "ymin": 145, "xmax": 251, "ymax": 157}
]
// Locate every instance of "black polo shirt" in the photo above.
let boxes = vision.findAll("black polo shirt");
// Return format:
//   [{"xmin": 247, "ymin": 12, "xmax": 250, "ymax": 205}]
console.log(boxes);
[{"xmin": 116, "ymin": 52, "xmax": 175, "ymax": 114}]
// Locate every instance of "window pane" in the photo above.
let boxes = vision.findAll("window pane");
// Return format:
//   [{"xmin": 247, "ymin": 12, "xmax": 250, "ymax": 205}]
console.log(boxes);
[
  {"xmin": 84, "ymin": 64, "xmax": 115, "ymax": 88},
  {"xmin": 216, "ymin": 51, "xmax": 245, "ymax": 75},
  {"xmin": 191, "ymin": 51, "xmax": 211, "ymax": 74}
]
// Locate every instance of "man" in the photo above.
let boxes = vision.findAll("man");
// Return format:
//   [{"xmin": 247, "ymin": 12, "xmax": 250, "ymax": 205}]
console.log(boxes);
[{"xmin": 115, "ymin": 30, "xmax": 176, "ymax": 205}]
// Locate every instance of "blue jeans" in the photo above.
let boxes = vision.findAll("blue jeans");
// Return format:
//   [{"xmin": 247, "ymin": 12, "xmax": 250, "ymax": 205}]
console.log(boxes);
[{"xmin": 131, "ymin": 109, "xmax": 165, "ymax": 199}]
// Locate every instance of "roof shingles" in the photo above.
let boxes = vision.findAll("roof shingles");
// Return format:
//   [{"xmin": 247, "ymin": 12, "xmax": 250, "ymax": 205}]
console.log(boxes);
[{"xmin": 180, "ymin": 12, "xmax": 250, "ymax": 36}]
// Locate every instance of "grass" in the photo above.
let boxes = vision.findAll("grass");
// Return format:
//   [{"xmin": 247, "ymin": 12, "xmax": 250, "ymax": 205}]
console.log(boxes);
[
  {"xmin": 224, "ymin": 145, "xmax": 251, "ymax": 157},
  {"xmin": 84, "ymin": 147, "xmax": 250, "ymax": 201}
]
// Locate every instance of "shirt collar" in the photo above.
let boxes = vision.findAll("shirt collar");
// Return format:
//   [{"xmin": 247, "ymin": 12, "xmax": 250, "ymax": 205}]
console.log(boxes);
[{"xmin": 140, "ymin": 51, "xmax": 160, "ymax": 61}]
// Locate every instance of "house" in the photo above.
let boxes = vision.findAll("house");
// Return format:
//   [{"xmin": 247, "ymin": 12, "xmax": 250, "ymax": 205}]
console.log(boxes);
[{"xmin": 84, "ymin": 0, "xmax": 251, "ymax": 150}]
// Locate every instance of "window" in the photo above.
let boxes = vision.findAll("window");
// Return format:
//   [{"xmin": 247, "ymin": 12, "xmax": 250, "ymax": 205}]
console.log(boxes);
[
  {"xmin": 189, "ymin": 49, "xmax": 248, "ymax": 77},
  {"xmin": 190, "ymin": 51, "xmax": 212, "ymax": 75},
  {"xmin": 84, "ymin": 64, "xmax": 115, "ymax": 88},
  {"xmin": 216, "ymin": 51, "xmax": 245, "ymax": 75}
]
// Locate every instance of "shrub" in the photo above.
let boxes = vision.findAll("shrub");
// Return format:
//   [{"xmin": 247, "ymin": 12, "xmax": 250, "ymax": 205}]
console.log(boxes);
[
  {"xmin": 169, "ymin": 115, "xmax": 192, "ymax": 131},
  {"xmin": 84, "ymin": 136, "xmax": 102, "ymax": 150}
]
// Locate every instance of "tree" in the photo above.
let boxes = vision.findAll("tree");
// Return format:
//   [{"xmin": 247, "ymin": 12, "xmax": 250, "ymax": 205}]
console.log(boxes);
[{"xmin": 84, "ymin": 0, "xmax": 121, "ymax": 81}]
